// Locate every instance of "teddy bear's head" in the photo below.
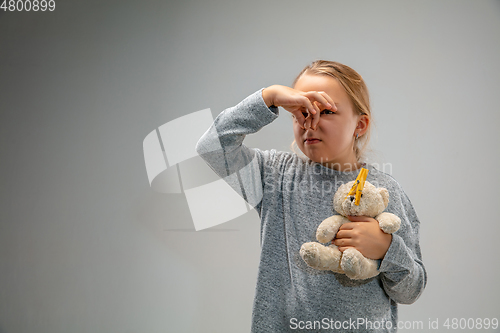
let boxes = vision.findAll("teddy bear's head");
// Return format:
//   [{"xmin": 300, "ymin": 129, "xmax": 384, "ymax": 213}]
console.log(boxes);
[{"xmin": 333, "ymin": 180, "xmax": 389, "ymax": 217}]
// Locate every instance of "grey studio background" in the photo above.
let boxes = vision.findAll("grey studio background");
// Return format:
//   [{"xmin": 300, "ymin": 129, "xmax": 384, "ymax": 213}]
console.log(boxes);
[{"xmin": 1, "ymin": 0, "xmax": 499, "ymax": 332}]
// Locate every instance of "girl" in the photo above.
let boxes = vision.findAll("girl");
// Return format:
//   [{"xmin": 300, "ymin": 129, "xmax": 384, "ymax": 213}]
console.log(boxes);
[{"xmin": 196, "ymin": 60, "xmax": 426, "ymax": 332}]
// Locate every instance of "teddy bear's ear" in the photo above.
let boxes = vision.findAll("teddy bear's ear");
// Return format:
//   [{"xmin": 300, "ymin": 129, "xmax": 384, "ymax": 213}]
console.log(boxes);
[{"xmin": 379, "ymin": 188, "xmax": 389, "ymax": 207}]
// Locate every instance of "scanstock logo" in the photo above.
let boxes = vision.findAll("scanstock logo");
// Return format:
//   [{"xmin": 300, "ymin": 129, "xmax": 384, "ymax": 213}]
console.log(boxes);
[{"xmin": 142, "ymin": 108, "xmax": 262, "ymax": 231}]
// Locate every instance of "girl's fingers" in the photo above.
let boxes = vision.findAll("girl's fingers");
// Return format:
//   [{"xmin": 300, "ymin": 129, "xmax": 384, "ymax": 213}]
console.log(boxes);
[
  {"xmin": 305, "ymin": 91, "xmax": 336, "ymax": 111},
  {"xmin": 334, "ymin": 236, "xmax": 354, "ymax": 247},
  {"xmin": 317, "ymin": 91, "xmax": 337, "ymax": 111},
  {"xmin": 310, "ymin": 102, "xmax": 321, "ymax": 130},
  {"xmin": 304, "ymin": 115, "xmax": 312, "ymax": 130},
  {"xmin": 300, "ymin": 97, "xmax": 317, "ymax": 130},
  {"xmin": 292, "ymin": 110, "xmax": 306, "ymax": 130},
  {"xmin": 335, "ymin": 230, "xmax": 352, "ymax": 239},
  {"xmin": 347, "ymin": 215, "xmax": 372, "ymax": 222},
  {"xmin": 301, "ymin": 103, "xmax": 321, "ymax": 130},
  {"xmin": 313, "ymin": 91, "xmax": 333, "ymax": 110},
  {"xmin": 308, "ymin": 104, "xmax": 318, "ymax": 130},
  {"xmin": 337, "ymin": 246, "xmax": 354, "ymax": 253},
  {"xmin": 302, "ymin": 96, "xmax": 317, "ymax": 115},
  {"xmin": 290, "ymin": 91, "xmax": 336, "ymax": 130},
  {"xmin": 303, "ymin": 91, "xmax": 336, "ymax": 130}
]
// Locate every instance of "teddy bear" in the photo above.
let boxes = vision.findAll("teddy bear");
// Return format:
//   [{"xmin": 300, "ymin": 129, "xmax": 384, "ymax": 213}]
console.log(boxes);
[{"xmin": 299, "ymin": 179, "xmax": 401, "ymax": 280}]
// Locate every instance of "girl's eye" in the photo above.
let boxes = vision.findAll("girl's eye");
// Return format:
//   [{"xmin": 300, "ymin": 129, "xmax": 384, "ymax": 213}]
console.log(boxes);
[
  {"xmin": 296, "ymin": 109, "xmax": 337, "ymax": 118},
  {"xmin": 321, "ymin": 109, "xmax": 336, "ymax": 115},
  {"xmin": 301, "ymin": 110, "xmax": 336, "ymax": 118}
]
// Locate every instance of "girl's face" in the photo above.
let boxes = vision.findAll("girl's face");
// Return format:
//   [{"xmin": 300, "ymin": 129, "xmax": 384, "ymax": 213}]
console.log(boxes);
[{"xmin": 292, "ymin": 74, "xmax": 367, "ymax": 171}]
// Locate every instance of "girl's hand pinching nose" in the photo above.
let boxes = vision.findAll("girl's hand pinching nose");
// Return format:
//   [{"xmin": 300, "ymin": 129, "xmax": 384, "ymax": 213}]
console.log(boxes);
[
  {"xmin": 302, "ymin": 91, "xmax": 336, "ymax": 130},
  {"xmin": 261, "ymin": 85, "xmax": 336, "ymax": 130}
]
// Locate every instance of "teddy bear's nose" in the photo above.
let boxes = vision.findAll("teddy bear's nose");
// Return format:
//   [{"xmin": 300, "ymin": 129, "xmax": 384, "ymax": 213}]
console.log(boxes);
[{"xmin": 350, "ymin": 196, "xmax": 355, "ymax": 202}]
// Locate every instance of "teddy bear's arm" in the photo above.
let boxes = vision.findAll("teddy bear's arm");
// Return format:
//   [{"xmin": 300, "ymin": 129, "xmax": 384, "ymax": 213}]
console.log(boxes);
[
  {"xmin": 375, "ymin": 212, "xmax": 401, "ymax": 234},
  {"xmin": 316, "ymin": 215, "xmax": 349, "ymax": 243}
]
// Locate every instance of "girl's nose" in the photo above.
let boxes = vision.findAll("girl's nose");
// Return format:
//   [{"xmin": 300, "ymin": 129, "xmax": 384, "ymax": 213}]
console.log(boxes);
[{"xmin": 306, "ymin": 124, "xmax": 318, "ymax": 131}]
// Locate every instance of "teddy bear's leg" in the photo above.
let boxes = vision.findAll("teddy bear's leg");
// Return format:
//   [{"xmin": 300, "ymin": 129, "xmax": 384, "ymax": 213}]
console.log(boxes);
[
  {"xmin": 376, "ymin": 212, "xmax": 401, "ymax": 234},
  {"xmin": 316, "ymin": 215, "xmax": 349, "ymax": 243},
  {"xmin": 300, "ymin": 242, "xmax": 344, "ymax": 273},
  {"xmin": 341, "ymin": 248, "xmax": 379, "ymax": 280},
  {"xmin": 325, "ymin": 244, "xmax": 345, "ymax": 273}
]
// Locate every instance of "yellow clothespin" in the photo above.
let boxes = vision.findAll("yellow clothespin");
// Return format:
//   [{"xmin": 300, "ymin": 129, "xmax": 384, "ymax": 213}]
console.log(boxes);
[{"xmin": 345, "ymin": 168, "xmax": 369, "ymax": 206}]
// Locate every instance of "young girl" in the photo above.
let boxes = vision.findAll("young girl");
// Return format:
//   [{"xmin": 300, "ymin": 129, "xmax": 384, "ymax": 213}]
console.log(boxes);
[{"xmin": 196, "ymin": 60, "xmax": 426, "ymax": 332}]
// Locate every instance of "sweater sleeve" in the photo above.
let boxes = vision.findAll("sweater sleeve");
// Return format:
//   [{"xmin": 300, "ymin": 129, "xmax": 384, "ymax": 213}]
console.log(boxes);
[
  {"xmin": 378, "ymin": 184, "xmax": 427, "ymax": 304},
  {"xmin": 195, "ymin": 88, "xmax": 279, "ymax": 210}
]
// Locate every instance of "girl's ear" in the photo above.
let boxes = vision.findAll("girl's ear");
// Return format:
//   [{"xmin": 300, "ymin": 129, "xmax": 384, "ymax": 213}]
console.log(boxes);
[{"xmin": 356, "ymin": 115, "xmax": 369, "ymax": 136}]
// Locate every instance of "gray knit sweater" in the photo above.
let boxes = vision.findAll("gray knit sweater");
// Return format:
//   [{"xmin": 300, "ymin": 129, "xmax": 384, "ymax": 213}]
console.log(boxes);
[{"xmin": 195, "ymin": 88, "xmax": 427, "ymax": 333}]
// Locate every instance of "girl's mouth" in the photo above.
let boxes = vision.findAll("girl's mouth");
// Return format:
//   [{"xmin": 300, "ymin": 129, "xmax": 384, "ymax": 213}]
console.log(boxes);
[{"xmin": 305, "ymin": 139, "xmax": 321, "ymax": 144}]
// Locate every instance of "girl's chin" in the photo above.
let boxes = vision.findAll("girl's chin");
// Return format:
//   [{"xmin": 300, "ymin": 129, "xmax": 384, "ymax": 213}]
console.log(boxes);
[{"xmin": 307, "ymin": 155, "xmax": 334, "ymax": 164}]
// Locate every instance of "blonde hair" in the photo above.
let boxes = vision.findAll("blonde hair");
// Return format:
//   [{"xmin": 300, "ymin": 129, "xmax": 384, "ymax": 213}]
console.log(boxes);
[{"xmin": 289, "ymin": 60, "xmax": 372, "ymax": 163}]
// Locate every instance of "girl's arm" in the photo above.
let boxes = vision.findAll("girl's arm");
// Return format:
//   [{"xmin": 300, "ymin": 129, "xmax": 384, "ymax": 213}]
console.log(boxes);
[
  {"xmin": 377, "ymin": 187, "xmax": 427, "ymax": 304},
  {"xmin": 195, "ymin": 88, "xmax": 280, "ymax": 209},
  {"xmin": 196, "ymin": 85, "xmax": 334, "ymax": 210}
]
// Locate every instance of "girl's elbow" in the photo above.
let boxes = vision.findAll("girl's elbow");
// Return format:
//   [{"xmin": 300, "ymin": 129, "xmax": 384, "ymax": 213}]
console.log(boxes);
[
  {"xmin": 384, "ymin": 266, "xmax": 427, "ymax": 304},
  {"xmin": 395, "ymin": 283, "xmax": 426, "ymax": 305}
]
